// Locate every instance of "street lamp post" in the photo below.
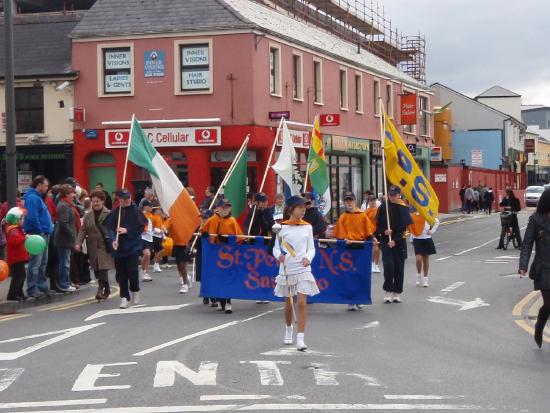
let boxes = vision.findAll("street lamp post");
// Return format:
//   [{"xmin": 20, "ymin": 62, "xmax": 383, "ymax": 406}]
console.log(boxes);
[{"xmin": 4, "ymin": 0, "xmax": 17, "ymax": 207}]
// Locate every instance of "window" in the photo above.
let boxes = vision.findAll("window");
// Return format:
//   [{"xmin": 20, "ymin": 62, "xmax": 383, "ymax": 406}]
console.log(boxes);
[
  {"xmin": 101, "ymin": 46, "xmax": 133, "ymax": 95},
  {"xmin": 339, "ymin": 69, "xmax": 348, "ymax": 110},
  {"xmin": 403, "ymin": 90, "xmax": 416, "ymax": 134},
  {"xmin": 386, "ymin": 83, "xmax": 393, "ymax": 117},
  {"xmin": 374, "ymin": 79, "xmax": 381, "ymax": 116},
  {"xmin": 15, "ymin": 87, "xmax": 44, "ymax": 134},
  {"xmin": 354, "ymin": 73, "xmax": 363, "ymax": 113},
  {"xmin": 269, "ymin": 45, "xmax": 281, "ymax": 96},
  {"xmin": 313, "ymin": 59, "xmax": 323, "ymax": 104},
  {"xmin": 420, "ymin": 95, "xmax": 429, "ymax": 136},
  {"xmin": 292, "ymin": 53, "xmax": 303, "ymax": 100},
  {"xmin": 178, "ymin": 41, "xmax": 212, "ymax": 94}
]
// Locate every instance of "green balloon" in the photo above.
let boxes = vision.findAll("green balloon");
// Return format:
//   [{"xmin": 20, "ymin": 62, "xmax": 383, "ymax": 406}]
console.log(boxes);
[{"xmin": 25, "ymin": 235, "xmax": 47, "ymax": 255}]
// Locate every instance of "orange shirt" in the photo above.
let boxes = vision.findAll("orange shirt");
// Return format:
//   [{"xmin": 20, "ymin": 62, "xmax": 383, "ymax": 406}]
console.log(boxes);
[
  {"xmin": 365, "ymin": 207, "xmax": 378, "ymax": 232},
  {"xmin": 201, "ymin": 213, "xmax": 243, "ymax": 243},
  {"xmin": 150, "ymin": 213, "xmax": 164, "ymax": 231},
  {"xmin": 143, "ymin": 211, "xmax": 153, "ymax": 232},
  {"xmin": 334, "ymin": 208, "xmax": 374, "ymax": 240},
  {"xmin": 409, "ymin": 212, "xmax": 426, "ymax": 236}
]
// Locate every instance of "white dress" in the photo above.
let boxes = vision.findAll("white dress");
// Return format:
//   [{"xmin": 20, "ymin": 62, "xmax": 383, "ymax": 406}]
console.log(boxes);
[{"xmin": 272, "ymin": 223, "xmax": 320, "ymax": 297}]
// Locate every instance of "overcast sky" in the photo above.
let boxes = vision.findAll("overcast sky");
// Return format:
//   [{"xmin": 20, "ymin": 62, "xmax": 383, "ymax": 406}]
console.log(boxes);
[{"xmin": 380, "ymin": 0, "xmax": 550, "ymax": 105}]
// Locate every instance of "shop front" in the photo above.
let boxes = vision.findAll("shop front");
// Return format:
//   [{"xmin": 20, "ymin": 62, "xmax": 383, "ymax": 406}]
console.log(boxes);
[
  {"xmin": 0, "ymin": 144, "xmax": 73, "ymax": 199},
  {"xmin": 73, "ymin": 125, "xmax": 277, "ymax": 206}
]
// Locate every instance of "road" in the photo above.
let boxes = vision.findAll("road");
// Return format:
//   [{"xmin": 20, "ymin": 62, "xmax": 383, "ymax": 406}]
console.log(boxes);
[{"xmin": 0, "ymin": 211, "xmax": 548, "ymax": 412}]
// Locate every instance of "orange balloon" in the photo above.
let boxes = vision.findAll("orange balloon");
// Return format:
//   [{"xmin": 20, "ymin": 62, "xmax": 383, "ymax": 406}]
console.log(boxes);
[{"xmin": 0, "ymin": 260, "xmax": 9, "ymax": 282}]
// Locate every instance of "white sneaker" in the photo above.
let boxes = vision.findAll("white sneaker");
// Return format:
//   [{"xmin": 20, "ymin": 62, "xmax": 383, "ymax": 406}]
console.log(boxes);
[
  {"xmin": 296, "ymin": 332, "xmax": 307, "ymax": 351},
  {"xmin": 119, "ymin": 297, "xmax": 129, "ymax": 309},
  {"xmin": 347, "ymin": 304, "xmax": 356, "ymax": 311},
  {"xmin": 179, "ymin": 283, "xmax": 189, "ymax": 294},
  {"xmin": 423, "ymin": 277, "xmax": 429, "ymax": 288},
  {"xmin": 355, "ymin": 304, "xmax": 364, "ymax": 310},
  {"xmin": 392, "ymin": 293, "xmax": 401, "ymax": 303},
  {"xmin": 153, "ymin": 263, "xmax": 162, "ymax": 273},
  {"xmin": 284, "ymin": 326, "xmax": 293, "ymax": 345},
  {"xmin": 142, "ymin": 272, "xmax": 152, "ymax": 282},
  {"xmin": 384, "ymin": 292, "xmax": 392, "ymax": 303},
  {"xmin": 132, "ymin": 292, "xmax": 140, "ymax": 305},
  {"xmin": 373, "ymin": 265, "xmax": 381, "ymax": 273},
  {"xmin": 416, "ymin": 274, "xmax": 422, "ymax": 287},
  {"xmin": 371, "ymin": 263, "xmax": 376, "ymax": 273}
]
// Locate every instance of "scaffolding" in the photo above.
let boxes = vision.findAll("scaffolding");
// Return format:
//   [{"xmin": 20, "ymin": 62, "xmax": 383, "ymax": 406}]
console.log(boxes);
[{"xmin": 252, "ymin": 0, "xmax": 426, "ymax": 83}]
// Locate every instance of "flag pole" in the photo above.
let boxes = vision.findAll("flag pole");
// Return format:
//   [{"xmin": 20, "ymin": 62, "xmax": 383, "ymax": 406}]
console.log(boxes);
[
  {"xmin": 188, "ymin": 134, "xmax": 250, "ymax": 252},
  {"xmin": 378, "ymin": 99, "xmax": 392, "ymax": 242},
  {"xmin": 247, "ymin": 117, "xmax": 285, "ymax": 235},
  {"xmin": 303, "ymin": 116, "xmax": 316, "ymax": 192},
  {"xmin": 114, "ymin": 113, "xmax": 136, "ymax": 250}
]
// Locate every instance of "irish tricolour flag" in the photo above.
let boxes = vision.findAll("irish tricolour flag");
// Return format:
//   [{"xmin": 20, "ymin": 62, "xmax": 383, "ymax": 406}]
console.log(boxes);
[{"xmin": 128, "ymin": 116, "xmax": 200, "ymax": 245}]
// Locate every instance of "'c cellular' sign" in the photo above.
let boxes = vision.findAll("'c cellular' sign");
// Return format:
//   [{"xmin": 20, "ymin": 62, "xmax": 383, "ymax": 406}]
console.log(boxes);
[{"xmin": 105, "ymin": 127, "xmax": 221, "ymax": 148}]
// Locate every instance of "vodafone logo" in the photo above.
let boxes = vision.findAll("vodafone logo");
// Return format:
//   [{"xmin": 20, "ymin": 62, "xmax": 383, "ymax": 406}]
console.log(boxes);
[
  {"xmin": 195, "ymin": 128, "xmax": 218, "ymax": 144},
  {"xmin": 325, "ymin": 115, "xmax": 334, "ymax": 123},
  {"xmin": 106, "ymin": 130, "xmax": 130, "ymax": 146},
  {"xmin": 320, "ymin": 114, "xmax": 340, "ymax": 126}
]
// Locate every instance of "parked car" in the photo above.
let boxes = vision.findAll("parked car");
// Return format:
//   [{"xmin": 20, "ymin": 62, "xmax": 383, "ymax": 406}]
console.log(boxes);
[{"xmin": 524, "ymin": 186, "xmax": 544, "ymax": 206}]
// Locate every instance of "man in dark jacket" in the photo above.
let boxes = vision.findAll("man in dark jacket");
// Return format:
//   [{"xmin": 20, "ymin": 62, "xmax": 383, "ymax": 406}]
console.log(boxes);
[
  {"xmin": 244, "ymin": 193, "xmax": 274, "ymax": 236},
  {"xmin": 303, "ymin": 192, "xmax": 327, "ymax": 238},
  {"xmin": 375, "ymin": 186, "xmax": 413, "ymax": 304},
  {"xmin": 23, "ymin": 175, "xmax": 54, "ymax": 298},
  {"xmin": 106, "ymin": 189, "xmax": 146, "ymax": 309}
]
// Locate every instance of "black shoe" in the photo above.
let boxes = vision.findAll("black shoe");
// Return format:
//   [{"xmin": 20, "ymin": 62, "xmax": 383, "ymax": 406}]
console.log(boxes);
[
  {"xmin": 6, "ymin": 295, "xmax": 19, "ymax": 301},
  {"xmin": 16, "ymin": 295, "xmax": 28, "ymax": 302},
  {"xmin": 203, "ymin": 298, "xmax": 210, "ymax": 305},
  {"xmin": 534, "ymin": 320, "xmax": 545, "ymax": 349}
]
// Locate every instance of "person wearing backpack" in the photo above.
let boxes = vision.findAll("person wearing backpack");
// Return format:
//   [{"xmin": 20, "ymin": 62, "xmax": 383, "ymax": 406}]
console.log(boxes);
[{"xmin": 519, "ymin": 189, "xmax": 550, "ymax": 348}]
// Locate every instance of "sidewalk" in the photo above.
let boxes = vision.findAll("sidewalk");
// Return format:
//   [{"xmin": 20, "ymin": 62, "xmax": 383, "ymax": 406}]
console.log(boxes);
[{"xmin": 438, "ymin": 211, "xmax": 493, "ymax": 225}]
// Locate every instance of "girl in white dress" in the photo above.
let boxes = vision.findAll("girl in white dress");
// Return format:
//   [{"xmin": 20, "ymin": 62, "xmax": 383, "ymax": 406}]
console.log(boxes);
[{"xmin": 273, "ymin": 196, "xmax": 320, "ymax": 351}]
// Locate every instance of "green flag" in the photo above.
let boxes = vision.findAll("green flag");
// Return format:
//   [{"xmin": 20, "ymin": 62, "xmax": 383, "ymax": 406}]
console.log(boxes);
[
  {"xmin": 224, "ymin": 148, "xmax": 248, "ymax": 217},
  {"xmin": 307, "ymin": 117, "xmax": 331, "ymax": 215}
]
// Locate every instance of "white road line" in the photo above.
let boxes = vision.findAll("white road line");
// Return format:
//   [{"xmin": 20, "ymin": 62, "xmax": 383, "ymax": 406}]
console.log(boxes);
[
  {"xmin": 440, "ymin": 282, "xmax": 465, "ymax": 295},
  {"xmin": 134, "ymin": 308, "xmax": 282, "ymax": 357},
  {"xmin": 384, "ymin": 395, "xmax": 464, "ymax": 400},
  {"xmin": 436, "ymin": 256, "xmax": 452, "ymax": 261},
  {"xmin": 261, "ymin": 348, "xmax": 336, "ymax": 357},
  {"xmin": 85, "ymin": 304, "xmax": 193, "ymax": 321},
  {"xmin": 200, "ymin": 395, "xmax": 272, "ymax": 401},
  {"xmin": 495, "ymin": 256, "xmax": 519, "ymax": 259},
  {"xmin": 454, "ymin": 237, "xmax": 499, "ymax": 256},
  {"xmin": 9, "ymin": 403, "xmax": 484, "ymax": 412},
  {"xmin": 484, "ymin": 261, "xmax": 508, "ymax": 264},
  {"xmin": 427, "ymin": 296, "xmax": 490, "ymax": 311},
  {"xmin": 0, "ymin": 368, "xmax": 24, "ymax": 392},
  {"xmin": 0, "ymin": 398, "xmax": 107, "ymax": 409},
  {"xmin": 354, "ymin": 321, "xmax": 380, "ymax": 330}
]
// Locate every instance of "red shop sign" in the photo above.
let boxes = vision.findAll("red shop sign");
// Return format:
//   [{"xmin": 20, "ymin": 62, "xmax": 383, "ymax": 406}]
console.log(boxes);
[
  {"xmin": 320, "ymin": 114, "xmax": 340, "ymax": 126},
  {"xmin": 400, "ymin": 93, "xmax": 417, "ymax": 125}
]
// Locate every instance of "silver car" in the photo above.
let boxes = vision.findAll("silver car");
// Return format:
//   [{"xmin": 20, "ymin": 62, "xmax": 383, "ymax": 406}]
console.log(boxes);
[{"xmin": 525, "ymin": 186, "xmax": 544, "ymax": 207}]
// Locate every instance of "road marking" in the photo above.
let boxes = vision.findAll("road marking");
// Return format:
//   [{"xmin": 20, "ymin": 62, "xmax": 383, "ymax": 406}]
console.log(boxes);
[
  {"xmin": 427, "ymin": 296, "xmax": 490, "ymax": 311},
  {"xmin": 72, "ymin": 362, "xmax": 138, "ymax": 391},
  {"xmin": 512, "ymin": 291, "xmax": 538, "ymax": 316},
  {"xmin": 484, "ymin": 261, "xmax": 508, "ymax": 264},
  {"xmin": 0, "ymin": 323, "xmax": 104, "ymax": 361},
  {"xmin": 495, "ymin": 256, "xmax": 519, "ymax": 259},
  {"xmin": 436, "ymin": 256, "xmax": 451, "ymax": 262},
  {"xmin": 7, "ymin": 403, "xmax": 485, "ymax": 412},
  {"xmin": 454, "ymin": 237, "xmax": 499, "ymax": 256},
  {"xmin": 261, "ymin": 348, "xmax": 336, "ymax": 357},
  {"xmin": 307, "ymin": 363, "xmax": 382, "ymax": 387},
  {"xmin": 38, "ymin": 287, "xmax": 121, "ymax": 312},
  {"xmin": 154, "ymin": 361, "xmax": 218, "ymax": 387},
  {"xmin": 133, "ymin": 308, "xmax": 282, "ymax": 357},
  {"xmin": 0, "ymin": 313, "xmax": 31, "ymax": 323},
  {"xmin": 200, "ymin": 395, "xmax": 273, "ymax": 401},
  {"xmin": 85, "ymin": 303, "xmax": 193, "ymax": 321},
  {"xmin": 384, "ymin": 395, "xmax": 464, "ymax": 400},
  {"xmin": 241, "ymin": 361, "xmax": 291, "ymax": 386},
  {"xmin": 0, "ymin": 368, "xmax": 24, "ymax": 392},
  {"xmin": 0, "ymin": 398, "xmax": 107, "ymax": 409},
  {"xmin": 440, "ymin": 282, "xmax": 465, "ymax": 295},
  {"xmin": 354, "ymin": 321, "xmax": 380, "ymax": 330}
]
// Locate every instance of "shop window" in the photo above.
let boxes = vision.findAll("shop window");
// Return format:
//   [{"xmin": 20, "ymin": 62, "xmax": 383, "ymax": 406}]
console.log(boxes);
[
  {"xmin": 99, "ymin": 45, "xmax": 133, "ymax": 96},
  {"xmin": 313, "ymin": 59, "xmax": 323, "ymax": 104},
  {"xmin": 269, "ymin": 45, "xmax": 282, "ymax": 96},
  {"xmin": 374, "ymin": 79, "xmax": 381, "ymax": 116},
  {"xmin": 386, "ymin": 83, "xmax": 393, "ymax": 118},
  {"xmin": 176, "ymin": 40, "xmax": 212, "ymax": 94},
  {"xmin": 339, "ymin": 68, "xmax": 348, "ymax": 110},
  {"xmin": 292, "ymin": 53, "xmax": 303, "ymax": 100},
  {"xmin": 420, "ymin": 95, "xmax": 429, "ymax": 136},
  {"xmin": 15, "ymin": 86, "xmax": 44, "ymax": 134},
  {"xmin": 328, "ymin": 155, "xmax": 363, "ymax": 221},
  {"xmin": 355, "ymin": 73, "xmax": 363, "ymax": 113}
]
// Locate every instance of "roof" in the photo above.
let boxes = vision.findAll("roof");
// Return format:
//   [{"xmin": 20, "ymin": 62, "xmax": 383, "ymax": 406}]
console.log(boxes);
[
  {"xmin": 70, "ymin": 0, "xmax": 253, "ymax": 38},
  {"xmin": 71, "ymin": 0, "xmax": 427, "ymax": 90},
  {"xmin": 0, "ymin": 18, "xmax": 78, "ymax": 78},
  {"xmin": 431, "ymin": 82, "xmax": 525, "ymax": 127},
  {"xmin": 522, "ymin": 104, "xmax": 550, "ymax": 112},
  {"xmin": 475, "ymin": 85, "xmax": 521, "ymax": 99}
]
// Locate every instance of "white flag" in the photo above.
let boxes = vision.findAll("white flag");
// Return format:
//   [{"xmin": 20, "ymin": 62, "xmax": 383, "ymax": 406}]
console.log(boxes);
[{"xmin": 272, "ymin": 120, "xmax": 303, "ymax": 195}]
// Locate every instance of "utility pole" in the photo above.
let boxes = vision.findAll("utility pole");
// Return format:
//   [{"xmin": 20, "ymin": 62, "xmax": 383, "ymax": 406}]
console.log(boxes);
[{"xmin": 4, "ymin": 0, "xmax": 17, "ymax": 207}]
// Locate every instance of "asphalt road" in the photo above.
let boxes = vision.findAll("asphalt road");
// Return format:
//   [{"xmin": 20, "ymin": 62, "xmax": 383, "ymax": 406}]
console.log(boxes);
[{"xmin": 0, "ymin": 210, "xmax": 548, "ymax": 413}]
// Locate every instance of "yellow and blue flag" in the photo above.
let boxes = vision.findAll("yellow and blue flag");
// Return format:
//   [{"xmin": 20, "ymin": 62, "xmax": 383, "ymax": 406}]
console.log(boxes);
[{"xmin": 383, "ymin": 111, "xmax": 439, "ymax": 225}]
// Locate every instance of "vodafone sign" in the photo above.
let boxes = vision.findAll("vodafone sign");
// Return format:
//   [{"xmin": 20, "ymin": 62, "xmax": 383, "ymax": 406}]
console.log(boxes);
[
  {"xmin": 320, "ymin": 114, "xmax": 340, "ymax": 126},
  {"xmin": 105, "ymin": 127, "xmax": 221, "ymax": 148}
]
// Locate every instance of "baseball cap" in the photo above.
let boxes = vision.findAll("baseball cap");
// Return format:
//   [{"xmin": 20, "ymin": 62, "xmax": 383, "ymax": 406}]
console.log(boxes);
[
  {"xmin": 216, "ymin": 198, "xmax": 232, "ymax": 208},
  {"xmin": 64, "ymin": 177, "xmax": 78, "ymax": 188},
  {"xmin": 116, "ymin": 188, "xmax": 131, "ymax": 199},
  {"xmin": 286, "ymin": 196, "xmax": 305, "ymax": 207},
  {"xmin": 343, "ymin": 191, "xmax": 356, "ymax": 200},
  {"xmin": 388, "ymin": 185, "xmax": 401, "ymax": 196}
]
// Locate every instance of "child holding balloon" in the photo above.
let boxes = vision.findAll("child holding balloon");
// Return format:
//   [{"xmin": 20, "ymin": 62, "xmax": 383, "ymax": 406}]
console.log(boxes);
[{"xmin": 5, "ymin": 207, "xmax": 29, "ymax": 301}]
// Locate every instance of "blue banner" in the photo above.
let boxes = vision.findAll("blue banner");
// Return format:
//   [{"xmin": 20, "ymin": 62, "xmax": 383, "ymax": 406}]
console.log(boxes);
[
  {"xmin": 200, "ymin": 237, "xmax": 372, "ymax": 304},
  {"xmin": 144, "ymin": 50, "xmax": 165, "ymax": 77}
]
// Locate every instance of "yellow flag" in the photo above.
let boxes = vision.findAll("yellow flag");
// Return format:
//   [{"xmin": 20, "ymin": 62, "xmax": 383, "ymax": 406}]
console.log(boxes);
[{"xmin": 383, "ymin": 112, "xmax": 439, "ymax": 225}]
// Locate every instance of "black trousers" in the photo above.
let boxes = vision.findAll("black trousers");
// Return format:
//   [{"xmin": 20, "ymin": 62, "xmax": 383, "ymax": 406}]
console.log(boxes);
[
  {"xmin": 537, "ymin": 289, "xmax": 550, "ymax": 330},
  {"xmin": 381, "ymin": 242, "xmax": 406, "ymax": 294},
  {"xmin": 115, "ymin": 253, "xmax": 140, "ymax": 300},
  {"xmin": 7, "ymin": 262, "xmax": 26, "ymax": 299}
]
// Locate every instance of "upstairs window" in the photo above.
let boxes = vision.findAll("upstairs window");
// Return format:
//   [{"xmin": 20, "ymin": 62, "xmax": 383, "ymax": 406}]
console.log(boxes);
[
  {"xmin": 292, "ymin": 53, "xmax": 303, "ymax": 100},
  {"xmin": 313, "ymin": 59, "xmax": 323, "ymax": 104},
  {"xmin": 355, "ymin": 73, "xmax": 363, "ymax": 113},
  {"xmin": 102, "ymin": 47, "xmax": 132, "ymax": 95},
  {"xmin": 420, "ymin": 95, "xmax": 429, "ymax": 136},
  {"xmin": 374, "ymin": 79, "xmax": 381, "ymax": 116},
  {"xmin": 269, "ymin": 45, "xmax": 281, "ymax": 96},
  {"xmin": 386, "ymin": 83, "xmax": 393, "ymax": 117},
  {"xmin": 339, "ymin": 69, "xmax": 348, "ymax": 110},
  {"xmin": 15, "ymin": 87, "xmax": 44, "ymax": 133},
  {"xmin": 179, "ymin": 42, "xmax": 212, "ymax": 93}
]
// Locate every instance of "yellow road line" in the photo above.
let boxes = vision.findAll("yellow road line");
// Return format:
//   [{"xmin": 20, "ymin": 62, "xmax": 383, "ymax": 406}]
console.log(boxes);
[
  {"xmin": 528, "ymin": 297, "xmax": 543, "ymax": 319},
  {"xmin": 0, "ymin": 313, "xmax": 31, "ymax": 323},
  {"xmin": 50, "ymin": 286, "xmax": 120, "ymax": 312},
  {"xmin": 512, "ymin": 291, "xmax": 539, "ymax": 316},
  {"xmin": 515, "ymin": 319, "xmax": 550, "ymax": 343}
]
